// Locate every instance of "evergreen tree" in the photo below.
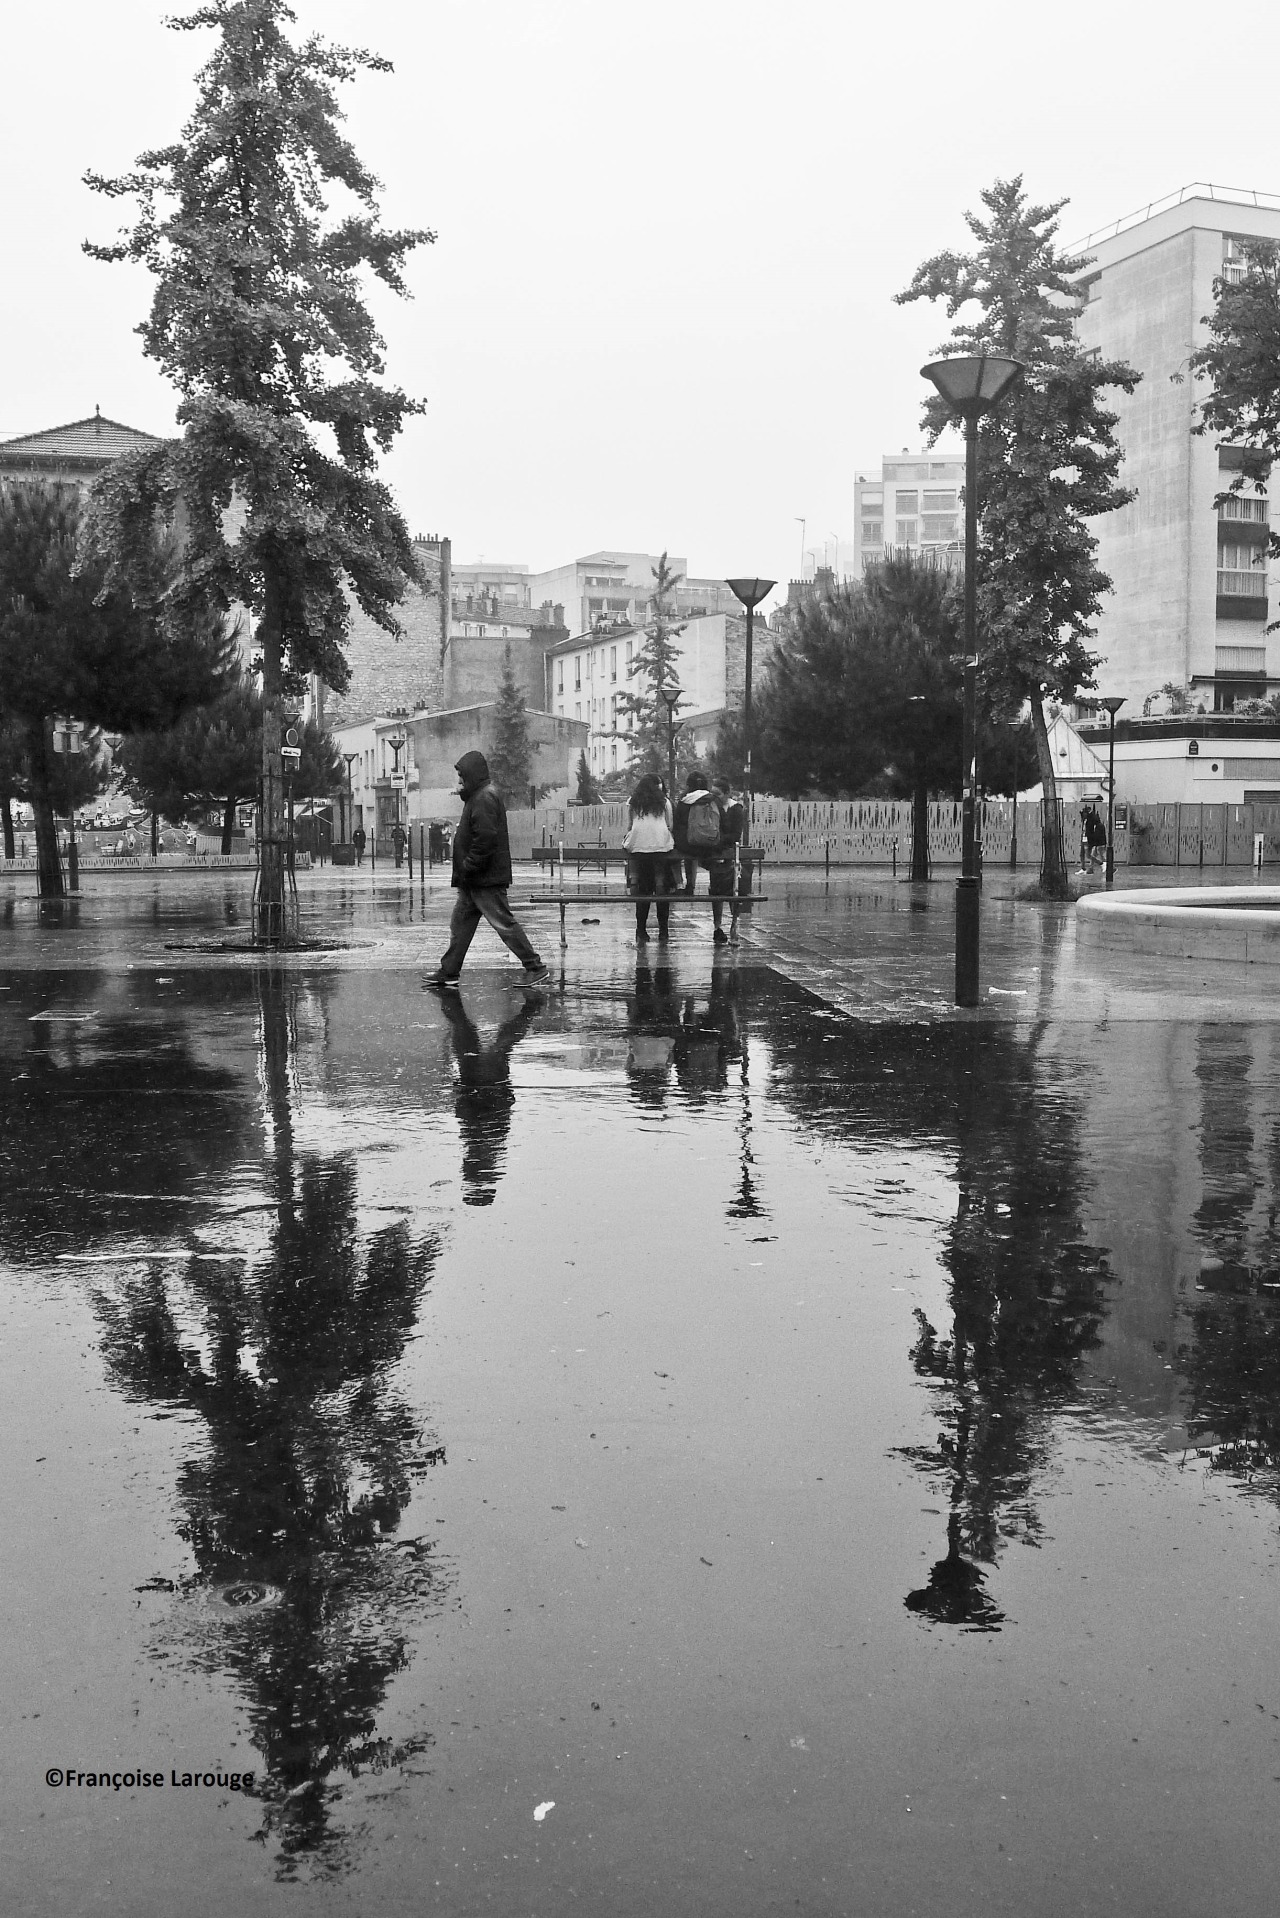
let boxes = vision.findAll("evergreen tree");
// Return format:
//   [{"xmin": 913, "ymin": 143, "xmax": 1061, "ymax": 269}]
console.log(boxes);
[
  {"xmin": 0, "ymin": 718, "xmax": 29, "ymax": 862},
  {"xmin": 0, "ymin": 484, "xmax": 234, "ymax": 895},
  {"xmin": 572, "ymin": 748, "xmax": 601, "ymax": 806},
  {"xmin": 83, "ymin": 0, "xmax": 432, "ymax": 939},
  {"xmin": 121, "ymin": 677, "xmax": 339, "ymax": 853},
  {"xmin": 897, "ymin": 176, "xmax": 1140, "ymax": 894},
  {"xmin": 487, "ymin": 645, "xmax": 533, "ymax": 803},
  {"xmin": 617, "ymin": 552, "xmax": 687, "ymax": 777}
]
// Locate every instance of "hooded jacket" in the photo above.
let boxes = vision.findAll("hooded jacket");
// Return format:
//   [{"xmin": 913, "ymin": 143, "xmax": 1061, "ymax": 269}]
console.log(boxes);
[{"xmin": 451, "ymin": 751, "xmax": 513, "ymax": 889}]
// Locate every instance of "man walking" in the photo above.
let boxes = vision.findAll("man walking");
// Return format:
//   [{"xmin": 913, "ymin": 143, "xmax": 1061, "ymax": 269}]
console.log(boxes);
[{"xmin": 429, "ymin": 751, "xmax": 549, "ymax": 988}]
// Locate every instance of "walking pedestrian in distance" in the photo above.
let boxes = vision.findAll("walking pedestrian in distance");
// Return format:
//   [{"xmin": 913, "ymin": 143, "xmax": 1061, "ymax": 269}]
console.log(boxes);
[{"xmin": 428, "ymin": 752, "xmax": 549, "ymax": 988}]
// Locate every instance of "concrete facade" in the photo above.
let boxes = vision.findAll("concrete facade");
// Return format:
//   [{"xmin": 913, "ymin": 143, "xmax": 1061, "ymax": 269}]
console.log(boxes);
[
  {"xmin": 325, "ymin": 536, "xmax": 451, "ymax": 729},
  {"xmin": 853, "ymin": 449, "xmax": 965, "ymax": 574},
  {"xmin": 1073, "ymin": 188, "xmax": 1280, "ymax": 709},
  {"xmin": 331, "ymin": 704, "xmax": 589, "ymax": 842},
  {"xmin": 1077, "ymin": 713, "xmax": 1280, "ymax": 805},
  {"xmin": 443, "ymin": 603, "xmax": 567, "ymax": 713},
  {"xmin": 527, "ymin": 551, "xmax": 740, "ymax": 638}
]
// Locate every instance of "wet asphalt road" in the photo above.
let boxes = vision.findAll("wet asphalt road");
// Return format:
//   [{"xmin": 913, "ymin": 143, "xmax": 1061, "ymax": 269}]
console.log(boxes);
[{"xmin": 3, "ymin": 865, "xmax": 1279, "ymax": 1915}]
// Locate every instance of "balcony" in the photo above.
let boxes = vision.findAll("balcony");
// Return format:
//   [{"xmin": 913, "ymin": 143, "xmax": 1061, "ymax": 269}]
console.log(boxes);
[{"xmin": 1218, "ymin": 567, "xmax": 1269, "ymax": 620}]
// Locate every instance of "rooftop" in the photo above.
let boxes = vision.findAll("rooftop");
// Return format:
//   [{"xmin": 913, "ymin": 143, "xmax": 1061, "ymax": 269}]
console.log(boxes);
[{"xmin": 0, "ymin": 410, "xmax": 166, "ymax": 466}]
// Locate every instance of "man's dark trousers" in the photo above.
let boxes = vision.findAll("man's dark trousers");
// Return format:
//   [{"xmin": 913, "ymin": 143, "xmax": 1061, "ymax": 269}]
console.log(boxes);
[{"xmin": 439, "ymin": 885, "xmax": 541, "ymax": 978}]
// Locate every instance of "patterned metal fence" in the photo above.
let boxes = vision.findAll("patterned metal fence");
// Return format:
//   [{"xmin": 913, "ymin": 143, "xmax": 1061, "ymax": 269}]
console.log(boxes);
[{"xmin": 509, "ymin": 798, "xmax": 1073, "ymax": 867}]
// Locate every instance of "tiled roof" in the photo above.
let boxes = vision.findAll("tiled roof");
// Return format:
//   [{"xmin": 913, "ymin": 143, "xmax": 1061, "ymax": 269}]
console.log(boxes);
[{"xmin": 0, "ymin": 413, "xmax": 167, "ymax": 466}]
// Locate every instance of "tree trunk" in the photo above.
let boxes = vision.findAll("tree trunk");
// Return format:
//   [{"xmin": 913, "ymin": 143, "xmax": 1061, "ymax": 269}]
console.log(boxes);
[
  {"xmin": 1, "ymin": 791, "xmax": 14, "ymax": 862},
  {"xmin": 221, "ymin": 794, "xmax": 236, "ymax": 856},
  {"xmin": 1030, "ymin": 692, "xmax": 1068, "ymax": 897},
  {"xmin": 257, "ymin": 578, "xmax": 288, "ymax": 942},
  {"xmin": 910, "ymin": 759, "xmax": 930, "ymax": 882},
  {"xmin": 151, "ymin": 809, "xmax": 159, "ymax": 859},
  {"xmin": 27, "ymin": 726, "xmax": 65, "ymax": 899}
]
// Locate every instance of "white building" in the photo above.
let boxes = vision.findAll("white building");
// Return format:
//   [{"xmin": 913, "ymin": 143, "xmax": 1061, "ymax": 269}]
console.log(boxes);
[
  {"xmin": 853, "ymin": 449, "xmax": 965, "ymax": 573},
  {"xmin": 527, "ymin": 551, "xmax": 740, "ymax": 638},
  {"xmin": 543, "ymin": 612, "xmax": 746, "ymax": 779},
  {"xmin": 1072, "ymin": 183, "xmax": 1280, "ymax": 709}
]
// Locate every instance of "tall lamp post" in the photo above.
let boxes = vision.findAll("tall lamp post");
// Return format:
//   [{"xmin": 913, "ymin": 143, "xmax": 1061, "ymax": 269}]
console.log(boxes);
[
  {"xmin": 920, "ymin": 354, "xmax": 1024, "ymax": 1006},
  {"xmin": 725, "ymin": 577, "xmax": 776, "ymax": 847},
  {"xmin": 387, "ymin": 733, "xmax": 406, "ymax": 855},
  {"xmin": 1098, "ymin": 696, "xmax": 1125, "ymax": 882},
  {"xmin": 342, "ymin": 752, "xmax": 358, "ymax": 845}
]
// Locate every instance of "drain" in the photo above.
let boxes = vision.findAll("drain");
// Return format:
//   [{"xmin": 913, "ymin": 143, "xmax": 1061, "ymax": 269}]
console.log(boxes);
[{"xmin": 206, "ymin": 1579, "xmax": 282, "ymax": 1615}]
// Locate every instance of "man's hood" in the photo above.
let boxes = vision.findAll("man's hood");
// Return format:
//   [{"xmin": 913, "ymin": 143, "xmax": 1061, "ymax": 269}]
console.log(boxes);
[{"xmin": 455, "ymin": 751, "xmax": 491, "ymax": 796}]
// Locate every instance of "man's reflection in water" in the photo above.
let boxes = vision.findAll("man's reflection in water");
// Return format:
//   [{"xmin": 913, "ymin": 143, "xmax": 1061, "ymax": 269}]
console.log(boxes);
[
  {"xmin": 88, "ymin": 978, "xmax": 449, "ymax": 1876},
  {"xmin": 436, "ymin": 987, "xmax": 542, "ymax": 1204}
]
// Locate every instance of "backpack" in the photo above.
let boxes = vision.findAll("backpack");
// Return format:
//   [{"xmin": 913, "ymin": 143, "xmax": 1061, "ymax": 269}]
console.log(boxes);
[{"xmin": 685, "ymin": 795, "xmax": 722, "ymax": 850}]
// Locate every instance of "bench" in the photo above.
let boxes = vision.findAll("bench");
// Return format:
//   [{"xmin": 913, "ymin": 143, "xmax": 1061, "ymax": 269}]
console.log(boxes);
[
  {"xmin": 529, "ymin": 843, "xmax": 765, "ymax": 877},
  {"xmin": 519, "ymin": 885, "xmax": 767, "ymax": 949}
]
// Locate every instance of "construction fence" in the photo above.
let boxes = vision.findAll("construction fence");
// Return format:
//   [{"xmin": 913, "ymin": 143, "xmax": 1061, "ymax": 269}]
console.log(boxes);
[{"xmin": 507, "ymin": 797, "xmax": 1280, "ymax": 871}]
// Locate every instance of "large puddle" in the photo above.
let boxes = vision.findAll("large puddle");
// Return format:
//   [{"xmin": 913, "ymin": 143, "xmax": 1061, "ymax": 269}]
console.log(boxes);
[{"xmin": 3, "ymin": 953, "xmax": 1279, "ymax": 1914}]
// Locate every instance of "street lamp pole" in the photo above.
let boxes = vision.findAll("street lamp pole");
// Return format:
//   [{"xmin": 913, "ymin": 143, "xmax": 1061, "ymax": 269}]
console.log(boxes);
[
  {"xmin": 659, "ymin": 686, "xmax": 680, "ymax": 798},
  {"xmin": 725, "ymin": 578, "xmax": 776, "ymax": 847},
  {"xmin": 342, "ymin": 752, "xmax": 358, "ymax": 845},
  {"xmin": 920, "ymin": 354, "xmax": 1024, "ymax": 1006},
  {"xmin": 1098, "ymin": 696, "xmax": 1125, "ymax": 882}
]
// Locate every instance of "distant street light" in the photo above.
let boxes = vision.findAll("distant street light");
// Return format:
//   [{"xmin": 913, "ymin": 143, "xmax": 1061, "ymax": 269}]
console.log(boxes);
[
  {"xmin": 1097, "ymin": 696, "xmax": 1126, "ymax": 882},
  {"xmin": 920, "ymin": 353, "xmax": 1024, "ymax": 1006},
  {"xmin": 658, "ymin": 685, "xmax": 681, "ymax": 798},
  {"xmin": 342, "ymin": 752, "xmax": 358, "ymax": 845},
  {"xmin": 725, "ymin": 577, "xmax": 776, "ymax": 847}
]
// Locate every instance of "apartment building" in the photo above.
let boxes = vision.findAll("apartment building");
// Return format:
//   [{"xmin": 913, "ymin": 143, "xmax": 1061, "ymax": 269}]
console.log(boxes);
[
  {"xmin": 852, "ymin": 450, "xmax": 965, "ymax": 573},
  {"xmin": 1073, "ymin": 184, "xmax": 1280, "ymax": 709},
  {"xmin": 543, "ymin": 613, "xmax": 746, "ymax": 779},
  {"xmin": 527, "ymin": 552, "xmax": 741, "ymax": 638}
]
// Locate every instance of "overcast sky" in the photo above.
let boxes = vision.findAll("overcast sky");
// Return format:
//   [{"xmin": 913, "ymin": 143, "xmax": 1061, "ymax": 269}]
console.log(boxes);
[{"xmin": 4, "ymin": 0, "xmax": 1279, "ymax": 607}]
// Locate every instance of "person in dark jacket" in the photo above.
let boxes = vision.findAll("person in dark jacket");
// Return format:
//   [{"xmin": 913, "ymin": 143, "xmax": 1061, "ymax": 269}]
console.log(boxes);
[{"xmin": 429, "ymin": 751, "xmax": 548, "ymax": 987}]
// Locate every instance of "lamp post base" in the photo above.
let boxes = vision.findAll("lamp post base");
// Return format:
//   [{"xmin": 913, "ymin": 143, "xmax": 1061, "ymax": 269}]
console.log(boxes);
[{"xmin": 955, "ymin": 875, "xmax": 980, "ymax": 1006}]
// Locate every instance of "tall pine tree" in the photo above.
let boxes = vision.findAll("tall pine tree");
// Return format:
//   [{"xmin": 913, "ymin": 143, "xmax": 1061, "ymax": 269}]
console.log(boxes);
[
  {"xmin": 897, "ymin": 176, "xmax": 1140, "ymax": 893},
  {"xmin": 617, "ymin": 552, "xmax": 687, "ymax": 779},
  {"xmin": 82, "ymin": 0, "xmax": 432, "ymax": 939},
  {"xmin": 487, "ymin": 645, "xmax": 533, "ymax": 804}
]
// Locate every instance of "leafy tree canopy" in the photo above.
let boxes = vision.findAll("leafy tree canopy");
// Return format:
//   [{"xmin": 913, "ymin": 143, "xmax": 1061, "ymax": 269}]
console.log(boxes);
[
  {"xmin": 1186, "ymin": 238, "xmax": 1280, "ymax": 578},
  {"xmin": 82, "ymin": 0, "xmax": 433, "ymax": 696}
]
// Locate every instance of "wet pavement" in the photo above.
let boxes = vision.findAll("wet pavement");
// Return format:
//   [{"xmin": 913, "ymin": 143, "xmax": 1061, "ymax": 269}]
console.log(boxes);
[{"xmin": 3, "ymin": 865, "xmax": 1280, "ymax": 1915}]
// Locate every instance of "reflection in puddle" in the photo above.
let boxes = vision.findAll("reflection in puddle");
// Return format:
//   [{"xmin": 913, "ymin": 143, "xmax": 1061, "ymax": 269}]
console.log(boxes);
[{"xmin": 6, "ymin": 955, "xmax": 1280, "ymax": 1894}]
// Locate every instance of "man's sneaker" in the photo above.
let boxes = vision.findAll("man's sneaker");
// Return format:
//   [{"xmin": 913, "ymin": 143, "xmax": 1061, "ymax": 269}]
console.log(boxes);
[
  {"xmin": 426, "ymin": 973, "xmax": 460, "ymax": 991},
  {"xmin": 523, "ymin": 962, "xmax": 551, "ymax": 985}
]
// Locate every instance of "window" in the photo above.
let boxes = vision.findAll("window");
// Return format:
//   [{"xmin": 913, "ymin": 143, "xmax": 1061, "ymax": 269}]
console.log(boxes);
[
  {"xmin": 896, "ymin": 519, "xmax": 918, "ymax": 545},
  {"xmin": 1220, "ymin": 494, "xmax": 1269, "ymax": 523},
  {"xmin": 861, "ymin": 519, "xmax": 883, "ymax": 546},
  {"xmin": 574, "ymin": 701, "xmax": 581, "ymax": 719},
  {"xmin": 895, "ymin": 490, "xmax": 919, "ymax": 514},
  {"xmin": 611, "ymin": 694, "xmax": 618, "ymax": 725},
  {"xmin": 626, "ymin": 640, "xmax": 634, "ymax": 665},
  {"xmin": 1223, "ymin": 235, "xmax": 1253, "ymax": 285},
  {"xmin": 921, "ymin": 515, "xmax": 958, "ymax": 543},
  {"xmin": 557, "ymin": 664, "xmax": 564, "ymax": 693},
  {"xmin": 1221, "ymin": 543, "xmax": 1267, "ymax": 574},
  {"xmin": 861, "ymin": 491, "xmax": 883, "ymax": 508},
  {"xmin": 922, "ymin": 490, "xmax": 957, "ymax": 512},
  {"xmin": 611, "ymin": 741, "xmax": 618, "ymax": 767},
  {"xmin": 610, "ymin": 646, "xmax": 617, "ymax": 682},
  {"xmin": 574, "ymin": 661, "xmax": 581, "ymax": 690}
]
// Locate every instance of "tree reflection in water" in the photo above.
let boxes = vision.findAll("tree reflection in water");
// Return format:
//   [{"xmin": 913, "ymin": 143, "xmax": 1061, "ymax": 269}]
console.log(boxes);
[
  {"xmin": 84, "ymin": 976, "xmax": 448, "ymax": 1877},
  {"xmin": 1176, "ymin": 1025, "xmax": 1280, "ymax": 1500},
  {"xmin": 765, "ymin": 1008, "xmax": 1114, "ymax": 1631}
]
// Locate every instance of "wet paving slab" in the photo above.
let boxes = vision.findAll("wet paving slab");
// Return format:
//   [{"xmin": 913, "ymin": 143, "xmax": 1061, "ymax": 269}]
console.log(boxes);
[{"xmin": 4, "ymin": 869, "xmax": 1280, "ymax": 1914}]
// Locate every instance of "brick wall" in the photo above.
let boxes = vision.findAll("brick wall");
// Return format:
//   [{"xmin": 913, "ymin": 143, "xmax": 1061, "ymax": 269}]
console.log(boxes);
[{"xmin": 327, "ymin": 538, "xmax": 449, "ymax": 726}]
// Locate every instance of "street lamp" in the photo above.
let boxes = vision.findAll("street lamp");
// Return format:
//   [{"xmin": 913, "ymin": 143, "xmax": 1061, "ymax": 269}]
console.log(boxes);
[
  {"xmin": 725, "ymin": 577, "xmax": 776, "ymax": 847},
  {"xmin": 658, "ymin": 685, "xmax": 681, "ymax": 797},
  {"xmin": 1097, "ymin": 696, "xmax": 1125, "ymax": 882},
  {"xmin": 387, "ymin": 733, "xmax": 406, "ymax": 856},
  {"xmin": 342, "ymin": 752, "xmax": 358, "ymax": 845},
  {"xmin": 920, "ymin": 352, "xmax": 1024, "ymax": 1006}
]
